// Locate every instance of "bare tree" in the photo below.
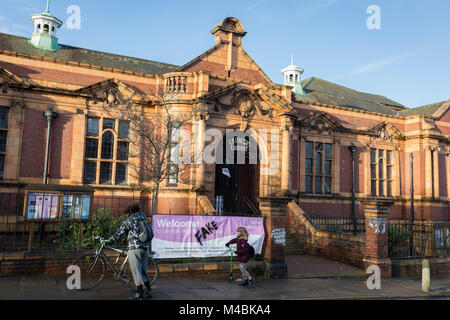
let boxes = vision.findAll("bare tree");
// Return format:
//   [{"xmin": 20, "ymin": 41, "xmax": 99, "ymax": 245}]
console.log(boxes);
[{"xmin": 100, "ymin": 87, "xmax": 194, "ymax": 215}]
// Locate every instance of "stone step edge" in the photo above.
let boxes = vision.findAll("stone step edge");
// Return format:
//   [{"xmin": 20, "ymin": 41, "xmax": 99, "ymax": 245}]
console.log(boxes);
[
  {"xmin": 158, "ymin": 261, "xmax": 266, "ymax": 274},
  {"xmin": 0, "ymin": 251, "xmax": 266, "ymax": 275}
]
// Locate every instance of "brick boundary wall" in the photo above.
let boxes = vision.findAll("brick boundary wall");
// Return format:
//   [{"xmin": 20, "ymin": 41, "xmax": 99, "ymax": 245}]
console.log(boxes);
[
  {"xmin": 391, "ymin": 257, "xmax": 450, "ymax": 278},
  {"xmin": 286, "ymin": 201, "xmax": 365, "ymax": 268},
  {"xmin": 0, "ymin": 251, "xmax": 266, "ymax": 278}
]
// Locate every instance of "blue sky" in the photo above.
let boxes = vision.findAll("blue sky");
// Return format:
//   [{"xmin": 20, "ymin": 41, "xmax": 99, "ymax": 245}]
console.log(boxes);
[{"xmin": 1, "ymin": 0, "xmax": 449, "ymax": 108}]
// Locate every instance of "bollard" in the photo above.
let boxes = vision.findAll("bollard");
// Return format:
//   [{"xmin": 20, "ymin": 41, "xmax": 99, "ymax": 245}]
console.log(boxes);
[{"xmin": 422, "ymin": 259, "xmax": 430, "ymax": 293}]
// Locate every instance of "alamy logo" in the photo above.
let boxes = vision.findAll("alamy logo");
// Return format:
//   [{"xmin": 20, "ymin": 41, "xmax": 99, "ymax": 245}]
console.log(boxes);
[
  {"xmin": 366, "ymin": 5, "xmax": 381, "ymax": 30},
  {"xmin": 66, "ymin": 265, "xmax": 81, "ymax": 290},
  {"xmin": 66, "ymin": 5, "xmax": 81, "ymax": 30},
  {"xmin": 366, "ymin": 265, "xmax": 381, "ymax": 290}
]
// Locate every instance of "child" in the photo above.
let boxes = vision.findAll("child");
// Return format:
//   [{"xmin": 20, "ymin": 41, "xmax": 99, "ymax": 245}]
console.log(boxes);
[{"xmin": 225, "ymin": 227, "xmax": 256, "ymax": 288}]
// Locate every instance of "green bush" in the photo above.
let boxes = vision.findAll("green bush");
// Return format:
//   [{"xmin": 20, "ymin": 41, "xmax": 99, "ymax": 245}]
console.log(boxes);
[
  {"xmin": 57, "ymin": 208, "xmax": 127, "ymax": 250},
  {"xmin": 388, "ymin": 224, "xmax": 410, "ymax": 250}
]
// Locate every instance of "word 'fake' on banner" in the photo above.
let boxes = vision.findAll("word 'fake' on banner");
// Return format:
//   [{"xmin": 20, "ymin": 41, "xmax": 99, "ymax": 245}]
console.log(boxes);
[{"xmin": 151, "ymin": 215, "xmax": 265, "ymax": 259}]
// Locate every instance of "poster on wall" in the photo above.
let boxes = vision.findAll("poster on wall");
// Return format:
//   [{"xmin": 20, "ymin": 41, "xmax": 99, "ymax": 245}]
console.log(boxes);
[
  {"xmin": 151, "ymin": 215, "xmax": 265, "ymax": 259},
  {"xmin": 61, "ymin": 194, "xmax": 91, "ymax": 220},
  {"xmin": 26, "ymin": 193, "xmax": 59, "ymax": 220}
]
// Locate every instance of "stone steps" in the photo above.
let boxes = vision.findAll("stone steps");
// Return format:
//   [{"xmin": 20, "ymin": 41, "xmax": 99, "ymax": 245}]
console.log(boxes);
[{"xmin": 285, "ymin": 232, "xmax": 307, "ymax": 256}]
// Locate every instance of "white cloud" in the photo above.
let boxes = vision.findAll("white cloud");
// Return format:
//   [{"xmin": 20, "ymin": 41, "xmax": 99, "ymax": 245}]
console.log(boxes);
[
  {"xmin": 246, "ymin": 0, "xmax": 266, "ymax": 11},
  {"xmin": 294, "ymin": 0, "xmax": 339, "ymax": 21},
  {"xmin": 329, "ymin": 51, "xmax": 418, "ymax": 80}
]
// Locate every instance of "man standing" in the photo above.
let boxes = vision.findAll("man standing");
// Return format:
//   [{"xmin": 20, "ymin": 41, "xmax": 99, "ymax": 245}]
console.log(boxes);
[{"xmin": 107, "ymin": 203, "xmax": 152, "ymax": 300}]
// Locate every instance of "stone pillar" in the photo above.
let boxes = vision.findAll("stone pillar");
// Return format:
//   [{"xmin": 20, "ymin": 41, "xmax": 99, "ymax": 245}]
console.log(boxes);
[
  {"xmin": 362, "ymin": 200, "xmax": 394, "ymax": 278},
  {"xmin": 280, "ymin": 116, "xmax": 293, "ymax": 193},
  {"xmin": 259, "ymin": 196, "xmax": 290, "ymax": 279},
  {"xmin": 195, "ymin": 114, "xmax": 207, "ymax": 189},
  {"xmin": 69, "ymin": 112, "xmax": 87, "ymax": 185}
]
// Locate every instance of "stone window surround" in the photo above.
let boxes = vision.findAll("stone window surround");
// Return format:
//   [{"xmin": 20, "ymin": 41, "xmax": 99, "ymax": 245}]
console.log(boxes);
[
  {"xmin": 364, "ymin": 143, "xmax": 398, "ymax": 198},
  {"xmin": 83, "ymin": 117, "xmax": 130, "ymax": 186},
  {"xmin": 299, "ymin": 135, "xmax": 340, "ymax": 196},
  {"xmin": 0, "ymin": 107, "xmax": 9, "ymax": 180}
]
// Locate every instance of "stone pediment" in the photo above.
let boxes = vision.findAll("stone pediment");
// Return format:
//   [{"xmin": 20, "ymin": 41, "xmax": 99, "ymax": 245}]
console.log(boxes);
[
  {"xmin": 366, "ymin": 121, "xmax": 404, "ymax": 141},
  {"xmin": 75, "ymin": 78, "xmax": 152, "ymax": 106},
  {"xmin": 298, "ymin": 112, "xmax": 345, "ymax": 134},
  {"xmin": 0, "ymin": 66, "xmax": 31, "ymax": 89},
  {"xmin": 198, "ymin": 83, "xmax": 296, "ymax": 120}
]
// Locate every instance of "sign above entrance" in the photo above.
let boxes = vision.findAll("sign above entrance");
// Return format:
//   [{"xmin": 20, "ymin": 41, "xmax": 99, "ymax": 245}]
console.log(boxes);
[{"xmin": 229, "ymin": 136, "xmax": 249, "ymax": 152}]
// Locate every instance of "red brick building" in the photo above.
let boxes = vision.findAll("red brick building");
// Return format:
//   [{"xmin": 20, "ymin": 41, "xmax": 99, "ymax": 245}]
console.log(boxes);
[{"xmin": 0, "ymin": 10, "xmax": 448, "ymax": 222}]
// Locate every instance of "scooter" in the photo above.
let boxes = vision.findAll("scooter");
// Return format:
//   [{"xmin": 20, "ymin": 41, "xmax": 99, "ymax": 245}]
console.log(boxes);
[{"xmin": 228, "ymin": 247, "xmax": 238, "ymax": 283}]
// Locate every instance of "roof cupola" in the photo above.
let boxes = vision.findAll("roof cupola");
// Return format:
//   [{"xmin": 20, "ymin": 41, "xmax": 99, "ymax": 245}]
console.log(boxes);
[{"xmin": 29, "ymin": 0, "xmax": 63, "ymax": 51}]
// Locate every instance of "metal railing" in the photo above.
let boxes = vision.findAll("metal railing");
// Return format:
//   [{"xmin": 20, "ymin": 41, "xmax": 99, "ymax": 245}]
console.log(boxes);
[
  {"xmin": 389, "ymin": 219, "xmax": 450, "ymax": 259},
  {"xmin": 0, "ymin": 193, "xmax": 152, "ymax": 252},
  {"xmin": 304, "ymin": 213, "xmax": 366, "ymax": 234}
]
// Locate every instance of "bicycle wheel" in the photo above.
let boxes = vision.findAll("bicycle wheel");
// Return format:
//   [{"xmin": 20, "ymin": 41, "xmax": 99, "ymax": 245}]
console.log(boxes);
[
  {"xmin": 148, "ymin": 259, "xmax": 159, "ymax": 286},
  {"xmin": 72, "ymin": 253, "xmax": 106, "ymax": 290}
]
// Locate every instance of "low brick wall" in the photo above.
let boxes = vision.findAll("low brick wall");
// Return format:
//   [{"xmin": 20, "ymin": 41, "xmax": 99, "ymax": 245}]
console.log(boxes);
[
  {"xmin": 0, "ymin": 251, "xmax": 266, "ymax": 278},
  {"xmin": 392, "ymin": 257, "xmax": 450, "ymax": 278},
  {"xmin": 287, "ymin": 201, "xmax": 366, "ymax": 268}
]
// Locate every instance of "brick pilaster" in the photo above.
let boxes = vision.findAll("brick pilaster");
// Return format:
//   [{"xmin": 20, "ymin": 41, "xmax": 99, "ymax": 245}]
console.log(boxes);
[
  {"xmin": 362, "ymin": 200, "xmax": 394, "ymax": 278},
  {"xmin": 259, "ymin": 196, "xmax": 289, "ymax": 279}
]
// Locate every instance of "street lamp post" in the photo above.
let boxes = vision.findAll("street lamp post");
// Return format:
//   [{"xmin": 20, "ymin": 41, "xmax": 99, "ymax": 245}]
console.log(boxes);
[
  {"xmin": 409, "ymin": 153, "xmax": 415, "ymax": 257},
  {"xmin": 349, "ymin": 144, "xmax": 357, "ymax": 234}
]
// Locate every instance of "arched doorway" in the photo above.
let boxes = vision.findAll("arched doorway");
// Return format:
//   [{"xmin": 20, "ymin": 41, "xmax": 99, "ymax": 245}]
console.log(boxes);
[{"xmin": 214, "ymin": 132, "xmax": 261, "ymax": 215}]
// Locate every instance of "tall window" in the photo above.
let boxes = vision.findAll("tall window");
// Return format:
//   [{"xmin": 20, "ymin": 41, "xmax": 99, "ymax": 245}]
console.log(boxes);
[
  {"xmin": 371, "ymin": 148, "xmax": 393, "ymax": 197},
  {"xmin": 83, "ymin": 117, "xmax": 130, "ymax": 185},
  {"xmin": 0, "ymin": 108, "xmax": 9, "ymax": 180},
  {"xmin": 305, "ymin": 141, "xmax": 332, "ymax": 194},
  {"xmin": 168, "ymin": 122, "xmax": 180, "ymax": 185}
]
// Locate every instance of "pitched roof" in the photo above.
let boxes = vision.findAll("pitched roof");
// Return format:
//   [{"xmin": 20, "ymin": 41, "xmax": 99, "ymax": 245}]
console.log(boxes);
[
  {"xmin": 0, "ymin": 32, "xmax": 178, "ymax": 75},
  {"xmin": 299, "ymin": 77, "xmax": 406, "ymax": 116},
  {"xmin": 399, "ymin": 101, "xmax": 446, "ymax": 117}
]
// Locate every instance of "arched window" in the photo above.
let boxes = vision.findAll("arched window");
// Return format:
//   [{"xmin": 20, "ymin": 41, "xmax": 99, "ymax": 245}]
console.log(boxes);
[
  {"xmin": 101, "ymin": 131, "xmax": 114, "ymax": 159},
  {"xmin": 83, "ymin": 118, "xmax": 130, "ymax": 185},
  {"xmin": 43, "ymin": 24, "xmax": 49, "ymax": 33},
  {"xmin": 289, "ymin": 74, "xmax": 293, "ymax": 82}
]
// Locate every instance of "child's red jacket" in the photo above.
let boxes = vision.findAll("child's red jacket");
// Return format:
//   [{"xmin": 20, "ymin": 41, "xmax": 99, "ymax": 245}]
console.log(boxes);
[{"xmin": 226, "ymin": 238, "xmax": 250, "ymax": 263}]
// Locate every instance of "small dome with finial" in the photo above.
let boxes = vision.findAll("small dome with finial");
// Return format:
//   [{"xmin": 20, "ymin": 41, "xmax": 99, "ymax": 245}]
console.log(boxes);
[
  {"xmin": 29, "ymin": 0, "xmax": 63, "ymax": 51},
  {"xmin": 281, "ymin": 55, "xmax": 305, "ymax": 95}
]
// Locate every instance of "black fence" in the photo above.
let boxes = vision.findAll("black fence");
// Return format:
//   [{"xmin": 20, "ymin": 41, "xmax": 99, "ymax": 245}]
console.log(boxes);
[
  {"xmin": 0, "ymin": 193, "xmax": 154, "ymax": 252},
  {"xmin": 305, "ymin": 214, "xmax": 366, "ymax": 234},
  {"xmin": 389, "ymin": 219, "xmax": 450, "ymax": 259},
  {"xmin": 0, "ymin": 192, "xmax": 262, "ymax": 252}
]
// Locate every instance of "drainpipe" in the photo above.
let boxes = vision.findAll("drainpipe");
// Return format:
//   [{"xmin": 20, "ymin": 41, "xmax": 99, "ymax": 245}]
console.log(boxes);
[
  {"xmin": 43, "ymin": 106, "xmax": 58, "ymax": 184},
  {"xmin": 409, "ymin": 153, "xmax": 415, "ymax": 257},
  {"xmin": 349, "ymin": 144, "xmax": 357, "ymax": 234},
  {"xmin": 37, "ymin": 106, "xmax": 58, "ymax": 245}
]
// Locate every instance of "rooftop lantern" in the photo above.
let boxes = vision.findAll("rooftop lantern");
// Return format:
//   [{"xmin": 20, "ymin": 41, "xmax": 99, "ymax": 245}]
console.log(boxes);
[
  {"xmin": 281, "ymin": 55, "xmax": 305, "ymax": 96},
  {"xmin": 29, "ymin": 0, "xmax": 63, "ymax": 51}
]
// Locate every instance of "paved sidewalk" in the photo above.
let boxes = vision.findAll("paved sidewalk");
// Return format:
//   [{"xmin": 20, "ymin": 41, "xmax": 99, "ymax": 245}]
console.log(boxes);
[
  {"xmin": 0, "ymin": 275, "xmax": 448, "ymax": 300},
  {"xmin": 286, "ymin": 255, "xmax": 367, "ymax": 279}
]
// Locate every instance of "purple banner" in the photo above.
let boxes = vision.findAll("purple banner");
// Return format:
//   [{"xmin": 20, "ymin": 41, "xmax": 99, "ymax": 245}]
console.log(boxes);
[{"xmin": 152, "ymin": 215, "xmax": 265, "ymax": 259}]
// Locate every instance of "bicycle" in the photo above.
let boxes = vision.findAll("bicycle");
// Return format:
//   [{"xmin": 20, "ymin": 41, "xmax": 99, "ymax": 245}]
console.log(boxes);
[{"xmin": 72, "ymin": 236, "xmax": 159, "ymax": 290}]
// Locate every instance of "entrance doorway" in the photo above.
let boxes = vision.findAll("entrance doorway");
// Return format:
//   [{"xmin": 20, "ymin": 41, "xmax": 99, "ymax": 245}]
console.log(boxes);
[{"xmin": 214, "ymin": 133, "xmax": 260, "ymax": 215}]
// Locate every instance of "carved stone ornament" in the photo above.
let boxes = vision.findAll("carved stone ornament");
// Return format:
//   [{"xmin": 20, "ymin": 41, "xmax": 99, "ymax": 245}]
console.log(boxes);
[
  {"xmin": 103, "ymin": 88, "xmax": 119, "ymax": 107},
  {"xmin": 10, "ymin": 99, "xmax": 26, "ymax": 109},
  {"xmin": 376, "ymin": 126, "xmax": 392, "ymax": 141},
  {"xmin": 234, "ymin": 92, "xmax": 255, "ymax": 117},
  {"xmin": 301, "ymin": 114, "xmax": 333, "ymax": 134}
]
